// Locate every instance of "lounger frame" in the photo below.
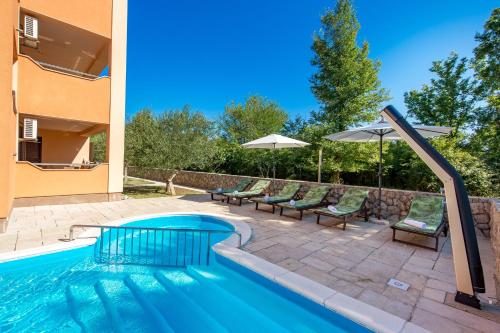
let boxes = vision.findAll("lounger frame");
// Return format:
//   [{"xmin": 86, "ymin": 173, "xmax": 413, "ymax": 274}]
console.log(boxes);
[
  {"xmin": 278, "ymin": 191, "xmax": 331, "ymax": 221},
  {"xmin": 391, "ymin": 216, "xmax": 448, "ymax": 251},
  {"xmin": 314, "ymin": 197, "xmax": 369, "ymax": 230}
]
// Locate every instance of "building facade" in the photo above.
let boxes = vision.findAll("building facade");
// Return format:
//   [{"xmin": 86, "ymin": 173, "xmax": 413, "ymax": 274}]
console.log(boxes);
[{"xmin": 0, "ymin": 0, "xmax": 127, "ymax": 230}]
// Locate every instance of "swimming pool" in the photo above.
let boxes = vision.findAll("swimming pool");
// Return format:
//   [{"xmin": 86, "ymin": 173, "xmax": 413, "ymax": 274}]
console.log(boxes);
[{"xmin": 0, "ymin": 214, "xmax": 372, "ymax": 332}]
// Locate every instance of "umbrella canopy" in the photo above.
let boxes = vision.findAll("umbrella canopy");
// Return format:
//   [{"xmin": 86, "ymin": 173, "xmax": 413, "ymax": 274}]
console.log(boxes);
[
  {"xmin": 324, "ymin": 119, "xmax": 452, "ymax": 219},
  {"xmin": 242, "ymin": 134, "xmax": 310, "ymax": 194},
  {"xmin": 242, "ymin": 134, "xmax": 310, "ymax": 149},
  {"xmin": 324, "ymin": 120, "xmax": 452, "ymax": 142}
]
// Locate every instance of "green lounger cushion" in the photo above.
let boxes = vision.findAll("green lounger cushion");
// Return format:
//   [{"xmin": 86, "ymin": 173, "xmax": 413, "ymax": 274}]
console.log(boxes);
[
  {"xmin": 278, "ymin": 185, "xmax": 330, "ymax": 209},
  {"xmin": 393, "ymin": 196, "xmax": 444, "ymax": 234},
  {"xmin": 314, "ymin": 188, "xmax": 368, "ymax": 216},
  {"xmin": 225, "ymin": 180, "xmax": 271, "ymax": 198},
  {"xmin": 253, "ymin": 183, "xmax": 301, "ymax": 204},
  {"xmin": 207, "ymin": 179, "xmax": 252, "ymax": 194}
]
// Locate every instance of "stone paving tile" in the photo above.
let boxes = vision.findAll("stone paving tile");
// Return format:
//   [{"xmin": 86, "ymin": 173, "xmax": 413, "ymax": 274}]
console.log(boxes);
[
  {"xmin": 422, "ymin": 287, "xmax": 446, "ymax": 303},
  {"xmin": 243, "ymin": 238, "xmax": 277, "ymax": 252},
  {"xmin": 293, "ymin": 265, "xmax": 338, "ymax": 288},
  {"xmin": 253, "ymin": 244, "xmax": 290, "ymax": 263},
  {"xmin": 406, "ymin": 255, "xmax": 436, "ymax": 270},
  {"xmin": 358, "ymin": 289, "xmax": 414, "ymax": 320},
  {"xmin": 330, "ymin": 279, "xmax": 364, "ymax": 298},
  {"xmin": 367, "ymin": 246, "xmax": 414, "ymax": 268},
  {"xmin": 309, "ymin": 250, "xmax": 356, "ymax": 270},
  {"xmin": 276, "ymin": 258, "xmax": 305, "ymax": 272},
  {"xmin": 352, "ymin": 259, "xmax": 400, "ymax": 284},
  {"xmin": 411, "ymin": 308, "xmax": 477, "ymax": 333},
  {"xmin": 426, "ymin": 278, "xmax": 456, "ymax": 293},
  {"xmin": 300, "ymin": 241, "xmax": 327, "ymax": 252},
  {"xmin": 300, "ymin": 255, "xmax": 335, "ymax": 272},
  {"xmin": 433, "ymin": 257, "xmax": 455, "ymax": 274},
  {"xmin": 1, "ymin": 195, "xmax": 498, "ymax": 332}
]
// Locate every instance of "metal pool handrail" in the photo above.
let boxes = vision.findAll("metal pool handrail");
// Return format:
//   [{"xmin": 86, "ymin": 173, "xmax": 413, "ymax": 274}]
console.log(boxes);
[
  {"xmin": 69, "ymin": 224, "xmax": 242, "ymax": 248},
  {"xmin": 69, "ymin": 224, "xmax": 242, "ymax": 267}
]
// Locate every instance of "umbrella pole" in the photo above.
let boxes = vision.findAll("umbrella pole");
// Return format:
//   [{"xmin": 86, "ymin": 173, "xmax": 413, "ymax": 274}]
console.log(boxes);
[
  {"xmin": 378, "ymin": 134, "xmax": 382, "ymax": 220},
  {"xmin": 273, "ymin": 144, "xmax": 276, "ymax": 195}
]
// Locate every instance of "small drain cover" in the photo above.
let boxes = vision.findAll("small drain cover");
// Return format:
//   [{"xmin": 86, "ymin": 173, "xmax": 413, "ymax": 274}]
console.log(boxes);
[{"xmin": 387, "ymin": 278, "xmax": 410, "ymax": 291}]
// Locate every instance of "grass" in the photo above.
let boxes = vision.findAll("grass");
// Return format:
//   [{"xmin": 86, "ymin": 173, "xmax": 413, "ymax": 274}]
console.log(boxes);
[
  {"xmin": 124, "ymin": 177, "xmax": 156, "ymax": 186},
  {"xmin": 124, "ymin": 185, "xmax": 204, "ymax": 199}
]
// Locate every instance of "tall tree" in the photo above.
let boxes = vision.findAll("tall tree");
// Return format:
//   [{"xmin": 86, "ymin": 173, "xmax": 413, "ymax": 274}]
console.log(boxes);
[
  {"xmin": 471, "ymin": 8, "xmax": 499, "ymax": 189},
  {"xmin": 404, "ymin": 52, "xmax": 480, "ymax": 134},
  {"xmin": 310, "ymin": 0, "xmax": 388, "ymax": 133},
  {"xmin": 473, "ymin": 8, "xmax": 500, "ymax": 109}
]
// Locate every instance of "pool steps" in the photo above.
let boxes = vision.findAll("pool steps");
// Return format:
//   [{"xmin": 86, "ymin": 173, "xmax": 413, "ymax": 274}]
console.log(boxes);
[
  {"xmin": 64, "ymin": 267, "xmax": 328, "ymax": 333},
  {"xmin": 154, "ymin": 271, "xmax": 230, "ymax": 333},
  {"xmin": 65, "ymin": 284, "xmax": 113, "ymax": 333},
  {"xmin": 187, "ymin": 267, "xmax": 291, "ymax": 333},
  {"xmin": 94, "ymin": 281, "xmax": 126, "ymax": 333},
  {"xmin": 65, "ymin": 285, "xmax": 89, "ymax": 333},
  {"xmin": 123, "ymin": 275, "xmax": 175, "ymax": 333}
]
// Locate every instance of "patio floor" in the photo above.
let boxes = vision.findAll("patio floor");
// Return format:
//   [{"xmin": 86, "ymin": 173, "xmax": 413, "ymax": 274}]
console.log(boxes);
[{"xmin": 1, "ymin": 194, "xmax": 499, "ymax": 332}]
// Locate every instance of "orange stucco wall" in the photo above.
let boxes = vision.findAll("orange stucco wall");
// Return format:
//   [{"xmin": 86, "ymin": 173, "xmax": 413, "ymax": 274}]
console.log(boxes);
[
  {"xmin": 15, "ymin": 162, "xmax": 109, "ymax": 198},
  {"xmin": 19, "ymin": 0, "xmax": 112, "ymax": 38},
  {"xmin": 38, "ymin": 129, "xmax": 90, "ymax": 164},
  {"xmin": 0, "ymin": 0, "xmax": 19, "ymax": 220},
  {"xmin": 17, "ymin": 56, "xmax": 110, "ymax": 124}
]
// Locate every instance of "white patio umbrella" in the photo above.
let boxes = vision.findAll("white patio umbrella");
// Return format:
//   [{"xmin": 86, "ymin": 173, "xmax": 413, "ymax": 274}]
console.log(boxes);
[
  {"xmin": 242, "ymin": 134, "xmax": 310, "ymax": 194},
  {"xmin": 324, "ymin": 118, "xmax": 452, "ymax": 219}
]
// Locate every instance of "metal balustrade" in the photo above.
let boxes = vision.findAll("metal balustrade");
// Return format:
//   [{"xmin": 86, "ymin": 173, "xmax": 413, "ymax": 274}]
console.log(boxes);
[{"xmin": 69, "ymin": 224, "xmax": 241, "ymax": 267}]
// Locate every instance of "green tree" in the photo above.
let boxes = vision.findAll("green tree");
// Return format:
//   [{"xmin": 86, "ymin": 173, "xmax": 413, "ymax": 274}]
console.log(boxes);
[
  {"xmin": 126, "ymin": 107, "xmax": 217, "ymax": 194},
  {"xmin": 220, "ymin": 95, "xmax": 288, "ymax": 143},
  {"xmin": 404, "ymin": 52, "xmax": 480, "ymax": 134},
  {"xmin": 310, "ymin": 0, "xmax": 388, "ymax": 133},
  {"xmin": 385, "ymin": 137, "xmax": 494, "ymax": 196},
  {"xmin": 471, "ymin": 8, "xmax": 500, "ymax": 189},
  {"xmin": 90, "ymin": 132, "xmax": 106, "ymax": 163},
  {"xmin": 473, "ymin": 8, "xmax": 500, "ymax": 109},
  {"xmin": 125, "ymin": 109, "xmax": 164, "ymax": 168},
  {"xmin": 218, "ymin": 95, "xmax": 288, "ymax": 177}
]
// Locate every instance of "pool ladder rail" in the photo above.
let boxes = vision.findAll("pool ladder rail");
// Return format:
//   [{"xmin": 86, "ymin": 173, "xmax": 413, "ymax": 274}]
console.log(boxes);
[{"xmin": 68, "ymin": 224, "xmax": 241, "ymax": 267}]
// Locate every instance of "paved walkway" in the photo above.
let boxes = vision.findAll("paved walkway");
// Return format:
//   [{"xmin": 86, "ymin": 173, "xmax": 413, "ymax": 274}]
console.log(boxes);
[{"xmin": 1, "ymin": 194, "xmax": 499, "ymax": 332}]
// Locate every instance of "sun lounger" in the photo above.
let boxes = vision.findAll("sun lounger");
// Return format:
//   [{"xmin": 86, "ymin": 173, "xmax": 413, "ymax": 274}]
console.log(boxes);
[
  {"xmin": 312, "ymin": 188, "xmax": 369, "ymax": 230},
  {"xmin": 276, "ymin": 185, "xmax": 331, "ymax": 220},
  {"xmin": 223, "ymin": 180, "xmax": 271, "ymax": 206},
  {"xmin": 207, "ymin": 179, "xmax": 252, "ymax": 200},
  {"xmin": 391, "ymin": 195, "xmax": 447, "ymax": 251},
  {"xmin": 253, "ymin": 183, "xmax": 302, "ymax": 213}
]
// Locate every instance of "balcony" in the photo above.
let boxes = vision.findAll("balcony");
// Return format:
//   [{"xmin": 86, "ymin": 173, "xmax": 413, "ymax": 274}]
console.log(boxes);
[
  {"xmin": 20, "ymin": 0, "xmax": 112, "ymax": 38},
  {"xmin": 17, "ymin": 55, "xmax": 110, "ymax": 124},
  {"xmin": 15, "ymin": 161, "xmax": 109, "ymax": 198}
]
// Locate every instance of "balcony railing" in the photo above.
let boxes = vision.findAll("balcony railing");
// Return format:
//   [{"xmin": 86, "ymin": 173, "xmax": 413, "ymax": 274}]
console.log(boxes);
[
  {"xmin": 36, "ymin": 61, "xmax": 102, "ymax": 80},
  {"xmin": 32, "ymin": 163, "xmax": 101, "ymax": 170}
]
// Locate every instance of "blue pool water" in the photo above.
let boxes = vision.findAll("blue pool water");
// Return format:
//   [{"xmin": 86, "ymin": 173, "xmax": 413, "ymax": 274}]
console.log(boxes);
[{"xmin": 0, "ymin": 214, "xmax": 370, "ymax": 332}]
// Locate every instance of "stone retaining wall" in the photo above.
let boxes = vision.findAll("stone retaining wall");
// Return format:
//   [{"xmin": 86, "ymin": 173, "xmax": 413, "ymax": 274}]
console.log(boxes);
[
  {"xmin": 128, "ymin": 167, "xmax": 494, "ymax": 228},
  {"xmin": 490, "ymin": 201, "xmax": 500, "ymax": 299}
]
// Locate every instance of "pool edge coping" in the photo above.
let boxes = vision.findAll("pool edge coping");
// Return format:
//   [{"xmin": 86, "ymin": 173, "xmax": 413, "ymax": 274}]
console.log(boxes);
[{"xmin": 0, "ymin": 212, "xmax": 428, "ymax": 333}]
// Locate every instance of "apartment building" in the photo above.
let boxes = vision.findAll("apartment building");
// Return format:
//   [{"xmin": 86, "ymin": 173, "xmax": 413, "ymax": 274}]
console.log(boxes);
[{"xmin": 0, "ymin": 0, "xmax": 128, "ymax": 230}]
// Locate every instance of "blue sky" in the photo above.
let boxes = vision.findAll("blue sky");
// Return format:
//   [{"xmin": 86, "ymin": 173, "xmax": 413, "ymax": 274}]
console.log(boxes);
[{"xmin": 125, "ymin": 0, "xmax": 496, "ymax": 121}]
